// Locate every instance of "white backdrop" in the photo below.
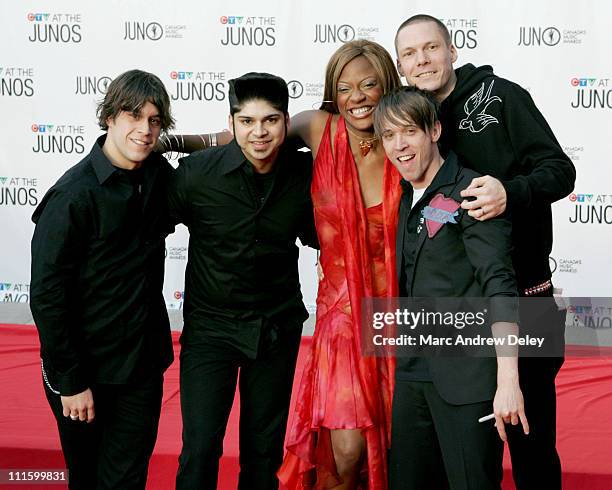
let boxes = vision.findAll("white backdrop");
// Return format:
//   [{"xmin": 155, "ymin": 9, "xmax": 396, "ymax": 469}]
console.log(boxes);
[{"xmin": 1, "ymin": 1, "xmax": 611, "ymax": 317}]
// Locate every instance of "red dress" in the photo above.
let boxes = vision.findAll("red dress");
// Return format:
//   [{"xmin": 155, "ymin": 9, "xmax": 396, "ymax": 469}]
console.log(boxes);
[{"xmin": 278, "ymin": 116, "xmax": 401, "ymax": 489}]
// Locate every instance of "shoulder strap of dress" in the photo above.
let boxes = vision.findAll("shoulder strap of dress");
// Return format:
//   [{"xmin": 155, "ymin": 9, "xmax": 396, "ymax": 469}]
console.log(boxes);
[
  {"xmin": 332, "ymin": 116, "xmax": 348, "ymax": 162},
  {"xmin": 315, "ymin": 113, "xmax": 335, "ymax": 161},
  {"xmin": 323, "ymin": 112, "xmax": 333, "ymax": 142}
]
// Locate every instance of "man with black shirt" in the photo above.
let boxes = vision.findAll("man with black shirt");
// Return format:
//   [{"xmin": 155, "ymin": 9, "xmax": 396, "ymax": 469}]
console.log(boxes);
[
  {"xmin": 30, "ymin": 69, "xmax": 175, "ymax": 489},
  {"xmin": 394, "ymin": 15, "xmax": 575, "ymax": 489},
  {"xmin": 169, "ymin": 73, "xmax": 317, "ymax": 490}
]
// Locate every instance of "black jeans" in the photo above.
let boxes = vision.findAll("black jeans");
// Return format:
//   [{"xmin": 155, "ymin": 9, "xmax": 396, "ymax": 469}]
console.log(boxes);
[
  {"xmin": 507, "ymin": 293, "xmax": 565, "ymax": 490},
  {"xmin": 43, "ymin": 370, "xmax": 163, "ymax": 490},
  {"xmin": 176, "ymin": 324, "xmax": 302, "ymax": 490}
]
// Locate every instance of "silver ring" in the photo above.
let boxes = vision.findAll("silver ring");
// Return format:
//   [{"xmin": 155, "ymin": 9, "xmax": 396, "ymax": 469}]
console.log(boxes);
[{"xmin": 70, "ymin": 414, "xmax": 78, "ymax": 420}]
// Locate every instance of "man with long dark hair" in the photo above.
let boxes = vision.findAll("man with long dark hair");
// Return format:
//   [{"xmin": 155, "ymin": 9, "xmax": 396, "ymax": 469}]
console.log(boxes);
[{"xmin": 30, "ymin": 69, "xmax": 175, "ymax": 489}]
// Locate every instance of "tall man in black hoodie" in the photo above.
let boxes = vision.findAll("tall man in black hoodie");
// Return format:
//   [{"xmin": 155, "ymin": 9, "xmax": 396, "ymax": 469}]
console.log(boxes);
[{"xmin": 394, "ymin": 14, "xmax": 575, "ymax": 490}]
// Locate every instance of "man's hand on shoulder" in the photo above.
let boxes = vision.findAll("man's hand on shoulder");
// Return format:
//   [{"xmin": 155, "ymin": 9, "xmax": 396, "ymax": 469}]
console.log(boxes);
[
  {"xmin": 61, "ymin": 388, "xmax": 95, "ymax": 423},
  {"xmin": 460, "ymin": 175, "xmax": 507, "ymax": 221}
]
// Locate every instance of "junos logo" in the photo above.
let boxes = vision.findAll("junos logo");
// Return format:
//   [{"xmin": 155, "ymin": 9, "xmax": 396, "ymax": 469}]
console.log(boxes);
[
  {"xmin": 31, "ymin": 123, "xmax": 86, "ymax": 154},
  {"xmin": 287, "ymin": 81, "xmax": 304, "ymax": 99},
  {"xmin": 27, "ymin": 12, "xmax": 82, "ymax": 43},
  {"xmin": 313, "ymin": 24, "xmax": 355, "ymax": 43},
  {"xmin": 0, "ymin": 282, "xmax": 30, "ymax": 302},
  {"xmin": 549, "ymin": 257, "xmax": 557, "ymax": 274},
  {"xmin": 168, "ymin": 70, "xmax": 227, "ymax": 102},
  {"xmin": 74, "ymin": 76, "xmax": 112, "ymax": 95},
  {"xmin": 542, "ymin": 27, "xmax": 561, "ymax": 46},
  {"xmin": 219, "ymin": 15, "xmax": 276, "ymax": 46},
  {"xmin": 517, "ymin": 26, "xmax": 561, "ymax": 46},
  {"xmin": 123, "ymin": 21, "xmax": 164, "ymax": 41},
  {"xmin": 0, "ymin": 67, "xmax": 35, "ymax": 97}
]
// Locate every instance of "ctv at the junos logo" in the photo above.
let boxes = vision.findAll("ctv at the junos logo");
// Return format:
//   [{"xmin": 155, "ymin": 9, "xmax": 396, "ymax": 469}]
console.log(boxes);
[
  {"xmin": 0, "ymin": 283, "xmax": 30, "ymax": 303},
  {"xmin": 0, "ymin": 176, "xmax": 38, "ymax": 207},
  {"xmin": 169, "ymin": 71, "xmax": 227, "ymax": 102},
  {"xmin": 568, "ymin": 193, "xmax": 612, "ymax": 224},
  {"xmin": 570, "ymin": 77, "xmax": 612, "ymax": 109},
  {"xmin": 220, "ymin": 15, "xmax": 276, "ymax": 46},
  {"xmin": 0, "ymin": 67, "xmax": 35, "ymax": 97},
  {"xmin": 438, "ymin": 18, "xmax": 478, "ymax": 49},
  {"xmin": 31, "ymin": 124, "xmax": 85, "ymax": 154},
  {"xmin": 27, "ymin": 12, "xmax": 82, "ymax": 43}
]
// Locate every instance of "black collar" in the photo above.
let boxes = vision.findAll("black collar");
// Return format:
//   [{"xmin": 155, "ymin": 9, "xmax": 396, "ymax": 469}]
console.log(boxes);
[
  {"xmin": 90, "ymin": 135, "xmax": 121, "ymax": 185},
  {"xmin": 90, "ymin": 135, "xmax": 162, "ymax": 192},
  {"xmin": 220, "ymin": 139, "xmax": 249, "ymax": 175}
]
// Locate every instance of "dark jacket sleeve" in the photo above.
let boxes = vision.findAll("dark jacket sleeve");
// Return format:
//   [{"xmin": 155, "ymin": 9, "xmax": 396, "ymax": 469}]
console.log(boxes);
[
  {"xmin": 499, "ymin": 81, "xmax": 576, "ymax": 211},
  {"xmin": 459, "ymin": 211, "xmax": 519, "ymax": 323},
  {"xmin": 158, "ymin": 157, "xmax": 178, "ymax": 236},
  {"xmin": 298, "ymin": 208, "xmax": 319, "ymax": 250},
  {"xmin": 167, "ymin": 157, "xmax": 192, "ymax": 228},
  {"xmin": 30, "ymin": 189, "xmax": 89, "ymax": 395}
]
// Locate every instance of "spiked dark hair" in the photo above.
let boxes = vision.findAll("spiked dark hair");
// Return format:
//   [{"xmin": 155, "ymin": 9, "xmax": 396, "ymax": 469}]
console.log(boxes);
[{"xmin": 228, "ymin": 72, "xmax": 289, "ymax": 115}]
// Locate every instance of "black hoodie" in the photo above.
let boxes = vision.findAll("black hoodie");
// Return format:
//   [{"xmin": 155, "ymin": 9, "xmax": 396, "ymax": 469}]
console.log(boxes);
[{"xmin": 438, "ymin": 64, "xmax": 576, "ymax": 292}]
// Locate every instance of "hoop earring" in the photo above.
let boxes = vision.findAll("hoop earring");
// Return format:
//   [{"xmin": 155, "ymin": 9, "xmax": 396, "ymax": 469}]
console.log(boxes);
[{"xmin": 312, "ymin": 100, "xmax": 335, "ymax": 110}]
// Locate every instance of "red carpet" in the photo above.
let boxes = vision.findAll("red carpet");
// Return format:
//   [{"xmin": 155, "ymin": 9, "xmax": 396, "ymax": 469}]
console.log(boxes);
[{"xmin": 1, "ymin": 324, "xmax": 612, "ymax": 489}]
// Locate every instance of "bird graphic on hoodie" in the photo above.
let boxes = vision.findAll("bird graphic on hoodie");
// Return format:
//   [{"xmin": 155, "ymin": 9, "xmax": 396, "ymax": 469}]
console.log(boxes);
[{"xmin": 459, "ymin": 80, "xmax": 502, "ymax": 133}]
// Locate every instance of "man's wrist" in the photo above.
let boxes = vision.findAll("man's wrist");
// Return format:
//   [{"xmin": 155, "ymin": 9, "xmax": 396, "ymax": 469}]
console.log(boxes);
[
  {"xmin": 57, "ymin": 371, "xmax": 88, "ymax": 396},
  {"xmin": 496, "ymin": 357, "xmax": 519, "ymax": 383}
]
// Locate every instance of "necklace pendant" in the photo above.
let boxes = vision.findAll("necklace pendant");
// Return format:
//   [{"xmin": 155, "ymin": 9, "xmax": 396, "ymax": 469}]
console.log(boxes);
[{"xmin": 359, "ymin": 139, "xmax": 374, "ymax": 157}]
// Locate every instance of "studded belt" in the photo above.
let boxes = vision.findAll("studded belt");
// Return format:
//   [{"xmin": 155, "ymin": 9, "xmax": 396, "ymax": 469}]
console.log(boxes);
[{"xmin": 523, "ymin": 279, "xmax": 553, "ymax": 296}]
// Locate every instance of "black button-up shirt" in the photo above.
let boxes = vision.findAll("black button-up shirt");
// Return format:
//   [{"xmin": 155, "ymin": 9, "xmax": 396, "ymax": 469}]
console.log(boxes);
[
  {"xmin": 30, "ymin": 136, "xmax": 174, "ymax": 395},
  {"xmin": 168, "ymin": 140, "xmax": 317, "ymax": 358}
]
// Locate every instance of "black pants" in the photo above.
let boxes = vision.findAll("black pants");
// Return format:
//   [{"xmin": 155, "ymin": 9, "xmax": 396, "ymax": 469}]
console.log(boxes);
[
  {"xmin": 43, "ymin": 371, "xmax": 163, "ymax": 490},
  {"xmin": 506, "ymin": 356, "xmax": 564, "ymax": 489},
  {"xmin": 389, "ymin": 381, "xmax": 503, "ymax": 490},
  {"xmin": 507, "ymin": 293, "xmax": 565, "ymax": 490},
  {"xmin": 176, "ymin": 325, "xmax": 302, "ymax": 490}
]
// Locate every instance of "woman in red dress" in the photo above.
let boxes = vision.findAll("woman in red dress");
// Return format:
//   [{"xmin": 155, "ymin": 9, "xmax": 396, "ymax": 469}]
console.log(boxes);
[{"xmin": 277, "ymin": 41, "xmax": 402, "ymax": 490}]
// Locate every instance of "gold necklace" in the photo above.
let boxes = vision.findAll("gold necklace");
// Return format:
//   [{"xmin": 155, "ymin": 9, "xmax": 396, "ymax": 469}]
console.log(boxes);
[{"xmin": 345, "ymin": 125, "xmax": 378, "ymax": 157}]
